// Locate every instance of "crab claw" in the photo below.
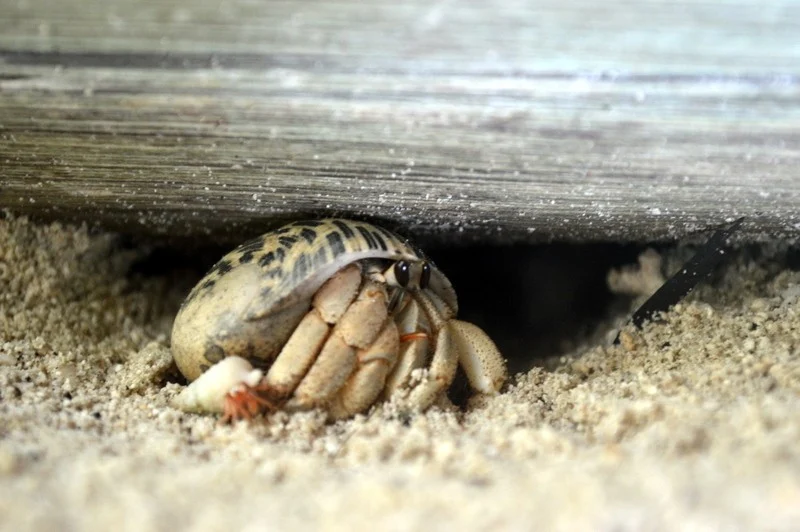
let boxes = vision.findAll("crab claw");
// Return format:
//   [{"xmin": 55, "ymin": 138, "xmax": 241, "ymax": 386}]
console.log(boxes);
[
  {"xmin": 172, "ymin": 356, "xmax": 264, "ymax": 415},
  {"xmin": 449, "ymin": 319, "xmax": 506, "ymax": 394},
  {"xmin": 221, "ymin": 382, "xmax": 283, "ymax": 423}
]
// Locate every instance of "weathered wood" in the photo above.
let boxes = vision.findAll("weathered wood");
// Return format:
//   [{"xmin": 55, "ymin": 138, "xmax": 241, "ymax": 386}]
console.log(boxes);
[{"xmin": 1, "ymin": 0, "xmax": 798, "ymax": 243}]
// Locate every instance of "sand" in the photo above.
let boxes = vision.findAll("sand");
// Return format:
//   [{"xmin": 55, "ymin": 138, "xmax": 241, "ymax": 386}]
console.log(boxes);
[{"xmin": 1, "ymin": 215, "xmax": 799, "ymax": 531}]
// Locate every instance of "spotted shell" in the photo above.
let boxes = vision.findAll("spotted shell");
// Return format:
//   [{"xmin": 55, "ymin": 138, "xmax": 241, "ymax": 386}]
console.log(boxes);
[{"xmin": 171, "ymin": 219, "xmax": 458, "ymax": 381}]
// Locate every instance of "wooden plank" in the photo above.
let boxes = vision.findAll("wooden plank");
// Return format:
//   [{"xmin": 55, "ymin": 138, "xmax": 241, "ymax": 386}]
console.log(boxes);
[{"xmin": 1, "ymin": 0, "xmax": 799, "ymax": 243}]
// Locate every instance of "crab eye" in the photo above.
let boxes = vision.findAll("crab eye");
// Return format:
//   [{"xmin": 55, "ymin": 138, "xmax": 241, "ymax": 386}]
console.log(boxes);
[
  {"xmin": 420, "ymin": 262, "xmax": 432, "ymax": 289},
  {"xmin": 393, "ymin": 260, "xmax": 410, "ymax": 287}
]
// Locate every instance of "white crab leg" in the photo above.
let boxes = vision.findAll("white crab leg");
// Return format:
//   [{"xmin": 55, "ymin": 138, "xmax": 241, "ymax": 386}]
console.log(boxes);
[
  {"xmin": 383, "ymin": 298, "xmax": 430, "ymax": 397},
  {"xmin": 449, "ymin": 319, "xmax": 506, "ymax": 394},
  {"xmin": 285, "ymin": 334, "xmax": 356, "ymax": 410},
  {"xmin": 329, "ymin": 319, "xmax": 399, "ymax": 419},
  {"xmin": 263, "ymin": 264, "xmax": 362, "ymax": 396},
  {"xmin": 386, "ymin": 290, "xmax": 459, "ymax": 410},
  {"xmin": 404, "ymin": 321, "xmax": 459, "ymax": 410},
  {"xmin": 287, "ymin": 278, "xmax": 389, "ymax": 410},
  {"xmin": 262, "ymin": 311, "xmax": 331, "ymax": 397},
  {"xmin": 402, "ymin": 291, "xmax": 506, "ymax": 407}
]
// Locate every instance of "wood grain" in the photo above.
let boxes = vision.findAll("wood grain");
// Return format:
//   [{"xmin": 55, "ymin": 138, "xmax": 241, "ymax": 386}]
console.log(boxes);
[{"xmin": 1, "ymin": 0, "xmax": 798, "ymax": 243}]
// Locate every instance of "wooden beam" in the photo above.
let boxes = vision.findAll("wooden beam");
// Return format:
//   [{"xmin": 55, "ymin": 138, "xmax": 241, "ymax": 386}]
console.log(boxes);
[{"xmin": 1, "ymin": 0, "xmax": 798, "ymax": 243}]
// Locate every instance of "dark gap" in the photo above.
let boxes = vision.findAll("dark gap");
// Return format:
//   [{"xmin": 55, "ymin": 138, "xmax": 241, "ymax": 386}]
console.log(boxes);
[
  {"xmin": 428, "ymin": 243, "xmax": 642, "ymax": 375},
  {"xmin": 162, "ymin": 367, "xmax": 189, "ymax": 387},
  {"xmin": 787, "ymin": 245, "xmax": 800, "ymax": 271}
]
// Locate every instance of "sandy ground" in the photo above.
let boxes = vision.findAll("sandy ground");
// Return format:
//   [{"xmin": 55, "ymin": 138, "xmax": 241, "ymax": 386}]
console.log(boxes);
[{"xmin": 1, "ymin": 215, "xmax": 799, "ymax": 531}]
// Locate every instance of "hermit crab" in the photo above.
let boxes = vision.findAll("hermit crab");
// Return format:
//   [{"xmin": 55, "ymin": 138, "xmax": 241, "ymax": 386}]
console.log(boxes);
[{"xmin": 171, "ymin": 218, "xmax": 506, "ymax": 421}]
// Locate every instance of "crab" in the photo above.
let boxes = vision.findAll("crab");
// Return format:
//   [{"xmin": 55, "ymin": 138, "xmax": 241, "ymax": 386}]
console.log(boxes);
[{"xmin": 170, "ymin": 218, "xmax": 506, "ymax": 421}]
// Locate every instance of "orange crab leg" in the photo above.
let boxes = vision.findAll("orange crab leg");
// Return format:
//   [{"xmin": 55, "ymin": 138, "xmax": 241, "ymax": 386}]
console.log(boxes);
[{"xmin": 400, "ymin": 332, "xmax": 428, "ymax": 342}]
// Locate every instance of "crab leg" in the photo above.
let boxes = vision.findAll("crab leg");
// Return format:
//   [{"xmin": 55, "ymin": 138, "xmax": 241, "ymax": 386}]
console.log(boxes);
[
  {"xmin": 383, "ymin": 297, "xmax": 430, "ymax": 397},
  {"xmin": 287, "ymin": 277, "xmax": 390, "ymax": 410},
  {"xmin": 383, "ymin": 291, "xmax": 460, "ymax": 410},
  {"xmin": 404, "ymin": 321, "xmax": 459, "ymax": 410},
  {"xmin": 449, "ymin": 319, "xmax": 506, "ymax": 394},
  {"xmin": 261, "ymin": 311, "xmax": 331, "ymax": 397},
  {"xmin": 329, "ymin": 319, "xmax": 399, "ymax": 419},
  {"xmin": 397, "ymin": 289, "xmax": 506, "ymax": 409},
  {"xmin": 262, "ymin": 263, "xmax": 361, "ymax": 392}
]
